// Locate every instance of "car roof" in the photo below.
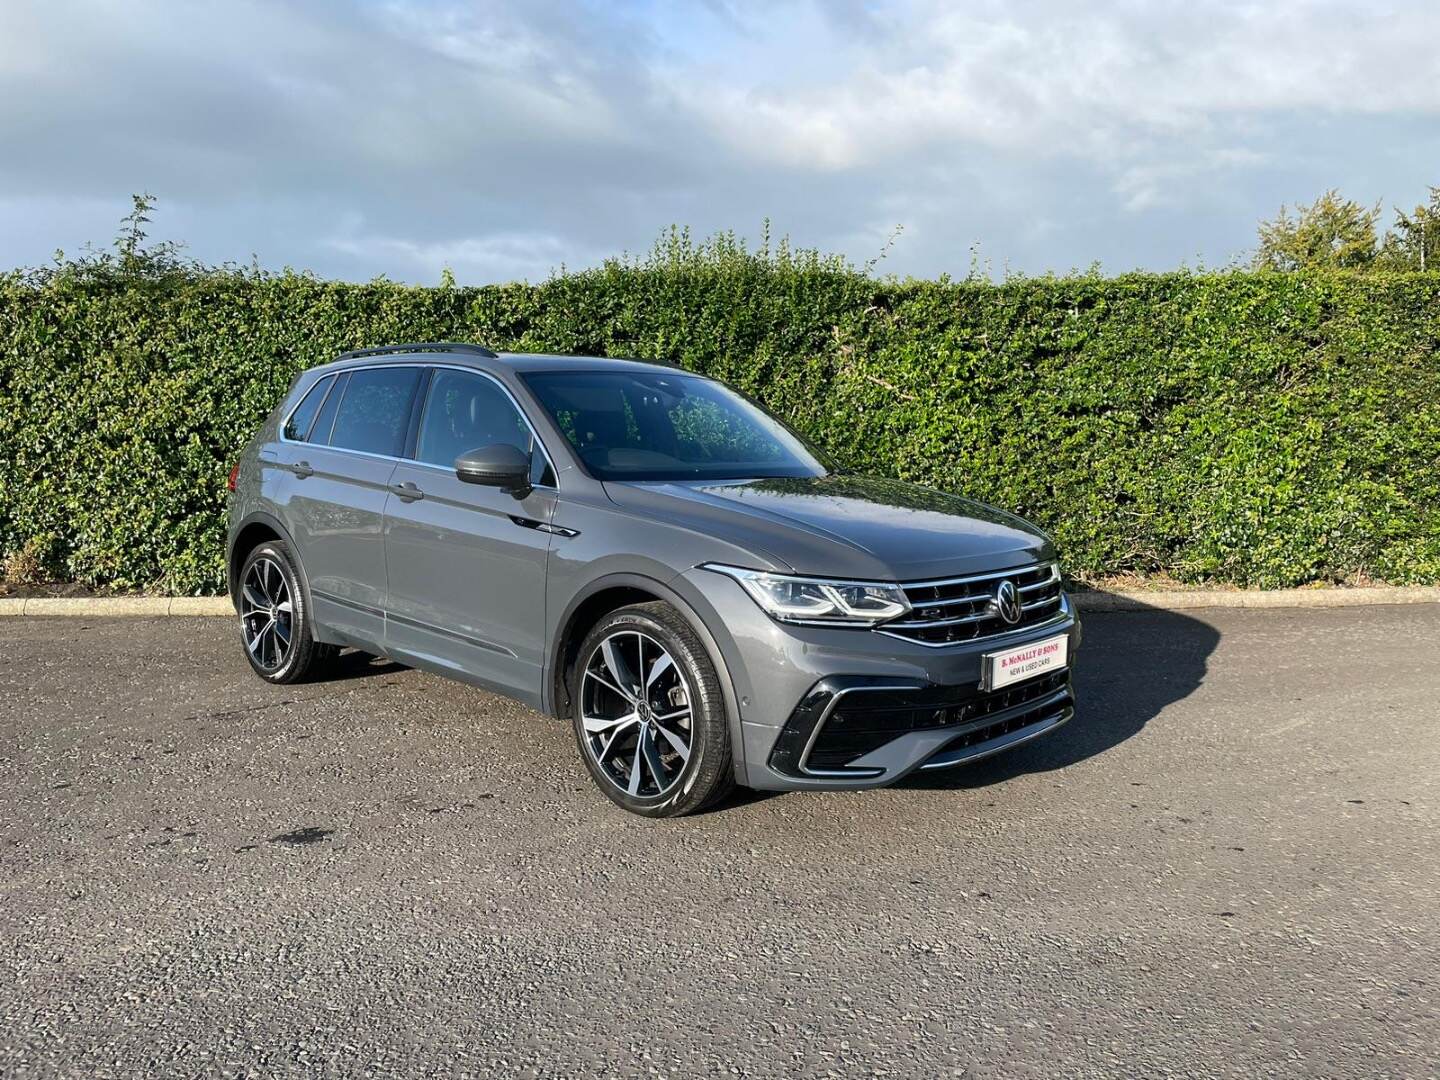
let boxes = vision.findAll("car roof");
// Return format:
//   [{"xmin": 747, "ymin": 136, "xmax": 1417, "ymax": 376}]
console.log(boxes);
[
  {"xmin": 498, "ymin": 352, "xmax": 681, "ymax": 375},
  {"xmin": 309, "ymin": 345, "xmax": 684, "ymax": 378}
]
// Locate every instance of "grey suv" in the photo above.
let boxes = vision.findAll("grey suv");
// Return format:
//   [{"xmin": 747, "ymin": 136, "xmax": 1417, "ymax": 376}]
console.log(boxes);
[{"xmin": 227, "ymin": 343, "xmax": 1079, "ymax": 816}]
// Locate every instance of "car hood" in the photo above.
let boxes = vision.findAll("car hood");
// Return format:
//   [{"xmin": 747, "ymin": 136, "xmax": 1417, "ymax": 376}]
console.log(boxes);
[{"xmin": 603, "ymin": 474, "xmax": 1054, "ymax": 581}]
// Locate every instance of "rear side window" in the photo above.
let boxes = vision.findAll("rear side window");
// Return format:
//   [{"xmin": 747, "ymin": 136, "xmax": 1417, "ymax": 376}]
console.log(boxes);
[
  {"xmin": 309, "ymin": 371, "xmax": 349, "ymax": 447},
  {"xmin": 327, "ymin": 367, "xmax": 422, "ymax": 457},
  {"xmin": 282, "ymin": 375, "xmax": 334, "ymax": 442}
]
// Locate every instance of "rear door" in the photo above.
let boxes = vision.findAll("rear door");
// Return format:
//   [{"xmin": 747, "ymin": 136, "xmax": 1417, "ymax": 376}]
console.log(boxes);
[
  {"xmin": 382, "ymin": 366, "xmax": 557, "ymax": 707},
  {"xmin": 277, "ymin": 365, "xmax": 422, "ymax": 647}
]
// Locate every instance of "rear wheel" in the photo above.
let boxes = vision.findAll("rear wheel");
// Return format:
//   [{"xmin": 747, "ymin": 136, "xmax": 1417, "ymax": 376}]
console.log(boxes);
[
  {"xmin": 237, "ymin": 540, "xmax": 335, "ymax": 684},
  {"xmin": 571, "ymin": 602, "xmax": 735, "ymax": 817}
]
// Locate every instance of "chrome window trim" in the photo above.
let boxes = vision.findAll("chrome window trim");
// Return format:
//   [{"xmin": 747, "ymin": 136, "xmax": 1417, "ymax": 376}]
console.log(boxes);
[
  {"xmin": 277, "ymin": 360, "xmax": 558, "ymax": 491},
  {"xmin": 280, "ymin": 373, "xmax": 339, "ymax": 443}
]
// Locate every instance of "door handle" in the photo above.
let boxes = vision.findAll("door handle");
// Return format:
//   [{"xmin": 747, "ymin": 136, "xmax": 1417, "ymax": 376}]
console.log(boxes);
[
  {"xmin": 390, "ymin": 481, "xmax": 425, "ymax": 502},
  {"xmin": 292, "ymin": 460, "xmax": 314, "ymax": 479}
]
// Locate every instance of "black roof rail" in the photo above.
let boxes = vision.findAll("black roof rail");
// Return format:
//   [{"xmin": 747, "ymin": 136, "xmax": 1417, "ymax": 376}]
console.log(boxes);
[{"xmin": 335, "ymin": 341, "xmax": 499, "ymax": 362}]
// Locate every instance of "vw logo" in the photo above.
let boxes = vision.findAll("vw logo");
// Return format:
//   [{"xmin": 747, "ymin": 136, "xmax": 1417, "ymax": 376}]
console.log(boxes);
[{"xmin": 992, "ymin": 580, "xmax": 1022, "ymax": 625}]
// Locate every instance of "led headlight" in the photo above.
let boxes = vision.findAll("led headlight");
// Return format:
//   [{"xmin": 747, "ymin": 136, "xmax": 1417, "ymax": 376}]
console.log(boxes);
[{"xmin": 704, "ymin": 565, "xmax": 911, "ymax": 626}]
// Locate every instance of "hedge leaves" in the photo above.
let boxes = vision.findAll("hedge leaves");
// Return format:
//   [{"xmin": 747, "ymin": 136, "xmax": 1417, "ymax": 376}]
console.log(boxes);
[{"xmin": 1, "ymin": 259, "xmax": 1436, "ymax": 592}]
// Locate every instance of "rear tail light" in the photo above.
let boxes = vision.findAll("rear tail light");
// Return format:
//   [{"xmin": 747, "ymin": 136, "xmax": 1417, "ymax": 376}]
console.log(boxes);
[{"xmin": 227, "ymin": 462, "xmax": 240, "ymax": 492}]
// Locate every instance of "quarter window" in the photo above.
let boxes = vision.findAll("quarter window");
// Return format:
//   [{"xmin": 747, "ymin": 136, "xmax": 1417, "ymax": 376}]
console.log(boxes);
[
  {"xmin": 282, "ymin": 375, "xmax": 334, "ymax": 442},
  {"xmin": 326, "ymin": 367, "xmax": 422, "ymax": 458},
  {"xmin": 309, "ymin": 371, "xmax": 348, "ymax": 447}
]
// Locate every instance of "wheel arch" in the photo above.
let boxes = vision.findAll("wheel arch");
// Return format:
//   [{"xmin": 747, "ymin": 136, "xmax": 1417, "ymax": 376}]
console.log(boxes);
[
  {"xmin": 229, "ymin": 512, "xmax": 311, "ymax": 615},
  {"xmin": 545, "ymin": 572, "xmax": 748, "ymax": 779}
]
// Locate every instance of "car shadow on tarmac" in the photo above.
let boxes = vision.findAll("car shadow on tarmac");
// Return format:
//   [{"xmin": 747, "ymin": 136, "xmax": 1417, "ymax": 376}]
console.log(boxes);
[
  {"xmin": 898, "ymin": 599, "xmax": 1220, "ymax": 791},
  {"xmin": 326, "ymin": 648, "xmax": 409, "ymax": 682}
]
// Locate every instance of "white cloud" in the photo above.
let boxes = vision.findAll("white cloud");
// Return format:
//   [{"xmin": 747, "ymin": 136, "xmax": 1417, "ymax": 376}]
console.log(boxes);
[
  {"xmin": 667, "ymin": 0, "xmax": 1440, "ymax": 169},
  {"xmin": 1, "ymin": 0, "xmax": 1438, "ymax": 281},
  {"xmin": 326, "ymin": 221, "xmax": 592, "ymax": 283}
]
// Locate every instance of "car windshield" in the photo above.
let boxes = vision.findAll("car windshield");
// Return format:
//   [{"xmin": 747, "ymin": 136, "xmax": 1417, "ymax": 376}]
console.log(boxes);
[{"xmin": 522, "ymin": 370, "xmax": 830, "ymax": 482}]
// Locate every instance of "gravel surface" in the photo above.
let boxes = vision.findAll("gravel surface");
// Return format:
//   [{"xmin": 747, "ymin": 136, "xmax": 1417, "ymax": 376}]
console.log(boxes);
[{"xmin": 1, "ymin": 607, "xmax": 1437, "ymax": 1078}]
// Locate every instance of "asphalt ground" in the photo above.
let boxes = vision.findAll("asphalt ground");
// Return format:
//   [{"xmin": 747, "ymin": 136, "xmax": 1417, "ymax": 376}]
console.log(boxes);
[{"xmin": 1, "ymin": 606, "xmax": 1437, "ymax": 1078}]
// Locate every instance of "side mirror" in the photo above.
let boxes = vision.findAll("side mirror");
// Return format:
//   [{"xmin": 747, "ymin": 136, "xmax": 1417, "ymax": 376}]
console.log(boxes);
[{"xmin": 455, "ymin": 444, "xmax": 532, "ymax": 494}]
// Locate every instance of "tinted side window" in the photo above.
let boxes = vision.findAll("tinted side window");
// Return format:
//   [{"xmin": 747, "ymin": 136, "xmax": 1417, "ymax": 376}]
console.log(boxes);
[
  {"xmin": 282, "ymin": 375, "xmax": 334, "ymax": 442},
  {"xmin": 416, "ymin": 369, "xmax": 533, "ymax": 468},
  {"xmin": 327, "ymin": 367, "xmax": 422, "ymax": 457},
  {"xmin": 309, "ymin": 371, "xmax": 348, "ymax": 448},
  {"xmin": 530, "ymin": 447, "xmax": 555, "ymax": 488}
]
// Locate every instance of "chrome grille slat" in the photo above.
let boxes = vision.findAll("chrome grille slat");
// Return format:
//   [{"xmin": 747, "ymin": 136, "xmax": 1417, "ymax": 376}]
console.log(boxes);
[
  {"xmin": 884, "ymin": 609, "xmax": 994, "ymax": 630},
  {"xmin": 1019, "ymin": 568, "xmax": 1060, "ymax": 593},
  {"xmin": 908, "ymin": 591, "xmax": 990, "ymax": 610},
  {"xmin": 879, "ymin": 561, "xmax": 1065, "ymax": 647}
]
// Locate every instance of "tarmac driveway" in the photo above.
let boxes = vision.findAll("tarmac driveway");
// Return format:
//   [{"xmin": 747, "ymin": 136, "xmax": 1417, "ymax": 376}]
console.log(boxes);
[{"xmin": 1, "ymin": 605, "xmax": 1436, "ymax": 1078}]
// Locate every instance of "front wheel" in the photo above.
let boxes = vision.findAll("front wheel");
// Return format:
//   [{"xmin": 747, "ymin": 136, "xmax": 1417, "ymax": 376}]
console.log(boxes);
[
  {"xmin": 237, "ymin": 540, "xmax": 335, "ymax": 684},
  {"xmin": 570, "ymin": 602, "xmax": 735, "ymax": 817}
]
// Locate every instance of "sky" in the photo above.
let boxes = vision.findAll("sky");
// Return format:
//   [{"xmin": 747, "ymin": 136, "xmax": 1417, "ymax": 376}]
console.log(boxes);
[{"xmin": 3, "ymin": 0, "xmax": 1439, "ymax": 284}]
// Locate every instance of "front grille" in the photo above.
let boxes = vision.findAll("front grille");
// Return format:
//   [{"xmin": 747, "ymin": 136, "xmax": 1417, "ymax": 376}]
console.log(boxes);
[
  {"xmin": 804, "ymin": 670, "xmax": 1072, "ymax": 772},
  {"xmin": 965, "ymin": 669, "xmax": 1068, "ymax": 723},
  {"xmin": 879, "ymin": 562, "xmax": 1064, "ymax": 646},
  {"xmin": 923, "ymin": 675, "xmax": 1072, "ymax": 767}
]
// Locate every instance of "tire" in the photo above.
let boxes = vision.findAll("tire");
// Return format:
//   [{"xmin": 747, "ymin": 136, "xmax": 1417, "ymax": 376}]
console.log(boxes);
[
  {"xmin": 570, "ymin": 601, "xmax": 735, "ymax": 817},
  {"xmin": 236, "ymin": 539, "xmax": 336, "ymax": 684}
]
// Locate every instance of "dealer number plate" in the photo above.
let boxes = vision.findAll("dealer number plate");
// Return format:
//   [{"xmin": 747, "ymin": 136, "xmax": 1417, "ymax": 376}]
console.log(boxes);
[{"xmin": 983, "ymin": 633, "xmax": 1069, "ymax": 691}]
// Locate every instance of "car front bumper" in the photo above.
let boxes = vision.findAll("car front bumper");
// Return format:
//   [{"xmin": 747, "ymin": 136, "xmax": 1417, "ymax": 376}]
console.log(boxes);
[{"xmin": 676, "ymin": 567, "xmax": 1082, "ymax": 792}]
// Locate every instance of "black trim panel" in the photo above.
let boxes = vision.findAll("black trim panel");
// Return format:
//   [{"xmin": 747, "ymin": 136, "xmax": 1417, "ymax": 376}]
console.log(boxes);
[
  {"xmin": 312, "ymin": 589, "xmax": 515, "ymax": 657},
  {"xmin": 383, "ymin": 608, "xmax": 517, "ymax": 658},
  {"xmin": 509, "ymin": 515, "xmax": 578, "ymax": 537},
  {"xmin": 919, "ymin": 705, "xmax": 1073, "ymax": 771},
  {"xmin": 767, "ymin": 675, "xmax": 921, "ymax": 779},
  {"xmin": 402, "ymin": 366, "xmax": 436, "ymax": 460},
  {"xmin": 769, "ymin": 672, "xmax": 1074, "ymax": 780},
  {"xmin": 311, "ymin": 589, "xmax": 384, "ymax": 619}
]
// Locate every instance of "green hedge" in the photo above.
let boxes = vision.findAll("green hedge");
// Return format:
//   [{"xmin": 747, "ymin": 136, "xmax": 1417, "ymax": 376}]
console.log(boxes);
[{"xmin": 2, "ymin": 258, "xmax": 1437, "ymax": 592}]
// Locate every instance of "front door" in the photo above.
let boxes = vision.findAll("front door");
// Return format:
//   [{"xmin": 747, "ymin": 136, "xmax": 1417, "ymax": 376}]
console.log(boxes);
[{"xmin": 382, "ymin": 367, "xmax": 557, "ymax": 707}]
